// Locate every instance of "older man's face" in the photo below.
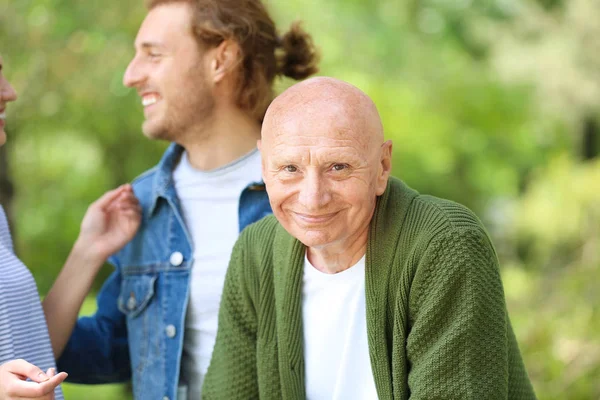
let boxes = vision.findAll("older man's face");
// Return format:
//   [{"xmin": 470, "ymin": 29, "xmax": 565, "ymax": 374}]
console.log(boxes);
[{"xmin": 261, "ymin": 95, "xmax": 391, "ymax": 251}]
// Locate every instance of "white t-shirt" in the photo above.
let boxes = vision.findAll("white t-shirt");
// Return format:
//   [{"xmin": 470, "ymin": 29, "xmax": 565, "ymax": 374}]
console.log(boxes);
[
  {"xmin": 174, "ymin": 149, "xmax": 263, "ymax": 399},
  {"xmin": 302, "ymin": 254, "xmax": 378, "ymax": 400}
]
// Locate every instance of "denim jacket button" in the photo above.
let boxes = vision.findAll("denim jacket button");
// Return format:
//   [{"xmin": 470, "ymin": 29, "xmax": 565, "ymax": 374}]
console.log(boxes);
[
  {"xmin": 127, "ymin": 293, "xmax": 136, "ymax": 311},
  {"xmin": 163, "ymin": 397, "xmax": 170, "ymax": 400},
  {"xmin": 165, "ymin": 324, "xmax": 176, "ymax": 338},
  {"xmin": 169, "ymin": 251, "xmax": 184, "ymax": 266}
]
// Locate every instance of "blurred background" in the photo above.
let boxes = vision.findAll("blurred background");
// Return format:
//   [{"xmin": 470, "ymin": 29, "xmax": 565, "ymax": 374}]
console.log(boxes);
[{"xmin": 1, "ymin": 0, "xmax": 599, "ymax": 398}]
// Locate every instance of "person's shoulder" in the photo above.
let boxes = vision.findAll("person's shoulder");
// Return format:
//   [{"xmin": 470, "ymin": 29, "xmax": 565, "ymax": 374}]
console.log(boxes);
[
  {"xmin": 378, "ymin": 179, "xmax": 491, "ymax": 252},
  {"xmin": 406, "ymin": 195, "xmax": 497, "ymax": 269},
  {"xmin": 413, "ymin": 194, "xmax": 482, "ymax": 225},
  {"xmin": 106, "ymin": 166, "xmax": 161, "ymax": 268},
  {"xmin": 408, "ymin": 192, "xmax": 485, "ymax": 234},
  {"xmin": 227, "ymin": 216, "xmax": 281, "ymax": 283},
  {"xmin": 0, "ymin": 206, "xmax": 7, "ymax": 228},
  {"xmin": 238, "ymin": 215, "xmax": 280, "ymax": 250},
  {"xmin": 128, "ymin": 144, "xmax": 182, "ymax": 206},
  {"xmin": 130, "ymin": 166, "xmax": 158, "ymax": 193},
  {"xmin": 0, "ymin": 206, "xmax": 11, "ymax": 249},
  {"xmin": 121, "ymin": 166, "xmax": 160, "ymax": 214},
  {"xmin": 383, "ymin": 177, "xmax": 485, "ymax": 238}
]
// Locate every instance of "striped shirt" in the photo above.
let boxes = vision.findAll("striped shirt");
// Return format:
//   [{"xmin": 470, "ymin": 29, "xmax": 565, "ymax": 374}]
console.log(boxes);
[{"xmin": 0, "ymin": 206, "xmax": 64, "ymax": 399}]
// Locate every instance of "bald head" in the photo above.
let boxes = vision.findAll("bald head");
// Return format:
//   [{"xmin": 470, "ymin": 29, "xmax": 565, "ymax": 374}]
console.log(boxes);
[
  {"xmin": 262, "ymin": 77, "xmax": 384, "ymax": 149},
  {"xmin": 259, "ymin": 77, "xmax": 392, "ymax": 263}
]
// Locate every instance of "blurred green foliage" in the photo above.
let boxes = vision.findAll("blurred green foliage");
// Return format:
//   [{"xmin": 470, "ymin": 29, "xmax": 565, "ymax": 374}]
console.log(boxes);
[{"xmin": 1, "ymin": 0, "xmax": 599, "ymax": 398}]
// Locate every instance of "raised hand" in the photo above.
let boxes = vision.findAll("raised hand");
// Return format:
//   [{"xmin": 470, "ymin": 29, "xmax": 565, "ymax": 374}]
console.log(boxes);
[
  {"xmin": 42, "ymin": 183, "xmax": 143, "ymax": 358},
  {"xmin": 0, "ymin": 359, "xmax": 67, "ymax": 400},
  {"xmin": 76, "ymin": 184, "xmax": 142, "ymax": 263}
]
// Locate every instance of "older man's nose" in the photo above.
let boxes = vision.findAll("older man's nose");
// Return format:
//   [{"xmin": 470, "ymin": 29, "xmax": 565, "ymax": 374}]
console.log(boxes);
[{"xmin": 298, "ymin": 173, "xmax": 331, "ymax": 211}]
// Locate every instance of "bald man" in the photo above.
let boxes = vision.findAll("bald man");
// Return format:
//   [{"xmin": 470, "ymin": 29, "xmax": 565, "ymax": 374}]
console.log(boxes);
[{"xmin": 202, "ymin": 77, "xmax": 536, "ymax": 399}]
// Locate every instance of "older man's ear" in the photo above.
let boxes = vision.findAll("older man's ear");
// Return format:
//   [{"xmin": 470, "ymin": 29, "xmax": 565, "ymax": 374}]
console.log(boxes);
[
  {"xmin": 257, "ymin": 139, "xmax": 266, "ymax": 183},
  {"xmin": 376, "ymin": 140, "xmax": 393, "ymax": 196}
]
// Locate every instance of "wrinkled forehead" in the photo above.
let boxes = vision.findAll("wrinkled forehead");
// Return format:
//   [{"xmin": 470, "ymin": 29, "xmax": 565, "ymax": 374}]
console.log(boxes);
[{"xmin": 263, "ymin": 97, "xmax": 379, "ymax": 150}]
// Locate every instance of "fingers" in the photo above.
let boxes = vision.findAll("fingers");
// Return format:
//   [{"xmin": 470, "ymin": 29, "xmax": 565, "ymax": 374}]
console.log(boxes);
[
  {"xmin": 93, "ymin": 184, "xmax": 136, "ymax": 211},
  {"xmin": 10, "ymin": 372, "xmax": 67, "ymax": 399},
  {"xmin": 120, "ymin": 206, "xmax": 143, "ymax": 218},
  {"xmin": 1, "ymin": 360, "xmax": 67, "ymax": 399},
  {"xmin": 106, "ymin": 198, "xmax": 142, "ymax": 218},
  {"xmin": 117, "ymin": 190, "xmax": 140, "ymax": 210},
  {"xmin": 105, "ymin": 186, "xmax": 140, "ymax": 214},
  {"xmin": 3, "ymin": 359, "xmax": 49, "ymax": 383},
  {"xmin": 92, "ymin": 185, "xmax": 127, "ymax": 210}
]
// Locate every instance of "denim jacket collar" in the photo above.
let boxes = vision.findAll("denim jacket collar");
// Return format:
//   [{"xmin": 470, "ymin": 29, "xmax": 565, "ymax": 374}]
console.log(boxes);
[
  {"xmin": 148, "ymin": 143, "xmax": 268, "ymax": 216},
  {"xmin": 149, "ymin": 143, "xmax": 184, "ymax": 216}
]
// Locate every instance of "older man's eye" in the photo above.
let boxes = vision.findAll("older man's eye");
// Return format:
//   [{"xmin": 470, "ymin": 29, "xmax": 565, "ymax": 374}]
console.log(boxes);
[
  {"xmin": 283, "ymin": 165, "xmax": 298, "ymax": 173},
  {"xmin": 332, "ymin": 163, "xmax": 349, "ymax": 171}
]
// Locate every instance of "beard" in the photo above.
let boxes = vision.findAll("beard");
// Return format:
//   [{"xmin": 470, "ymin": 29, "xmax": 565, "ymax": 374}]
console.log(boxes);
[{"xmin": 141, "ymin": 66, "xmax": 215, "ymax": 142}]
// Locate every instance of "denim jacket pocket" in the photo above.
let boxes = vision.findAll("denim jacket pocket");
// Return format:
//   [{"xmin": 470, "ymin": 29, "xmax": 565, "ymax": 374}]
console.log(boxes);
[{"xmin": 117, "ymin": 274, "xmax": 157, "ymax": 318}]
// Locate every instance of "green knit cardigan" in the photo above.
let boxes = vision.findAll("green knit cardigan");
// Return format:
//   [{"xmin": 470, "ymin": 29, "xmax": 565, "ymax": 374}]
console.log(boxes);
[{"xmin": 203, "ymin": 177, "xmax": 536, "ymax": 399}]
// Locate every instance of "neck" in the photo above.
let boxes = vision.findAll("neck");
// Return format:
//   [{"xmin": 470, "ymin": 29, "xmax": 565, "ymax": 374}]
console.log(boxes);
[
  {"xmin": 306, "ymin": 224, "xmax": 370, "ymax": 274},
  {"xmin": 178, "ymin": 105, "xmax": 261, "ymax": 171}
]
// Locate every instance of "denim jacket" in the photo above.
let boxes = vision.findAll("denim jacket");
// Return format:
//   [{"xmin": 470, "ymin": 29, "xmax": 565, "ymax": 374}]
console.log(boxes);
[{"xmin": 57, "ymin": 144, "xmax": 272, "ymax": 400}]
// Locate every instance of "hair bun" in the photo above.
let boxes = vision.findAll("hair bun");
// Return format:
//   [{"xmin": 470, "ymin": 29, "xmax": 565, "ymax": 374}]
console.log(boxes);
[{"xmin": 277, "ymin": 21, "xmax": 320, "ymax": 80}]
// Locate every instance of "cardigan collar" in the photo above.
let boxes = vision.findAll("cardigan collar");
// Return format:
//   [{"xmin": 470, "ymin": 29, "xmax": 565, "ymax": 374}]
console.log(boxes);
[{"xmin": 272, "ymin": 177, "xmax": 419, "ymax": 399}]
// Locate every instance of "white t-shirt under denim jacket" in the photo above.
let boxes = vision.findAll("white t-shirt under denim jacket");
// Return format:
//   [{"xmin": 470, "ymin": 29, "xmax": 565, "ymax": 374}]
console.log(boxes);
[
  {"xmin": 174, "ymin": 149, "xmax": 263, "ymax": 399},
  {"xmin": 0, "ymin": 206, "xmax": 64, "ymax": 399}
]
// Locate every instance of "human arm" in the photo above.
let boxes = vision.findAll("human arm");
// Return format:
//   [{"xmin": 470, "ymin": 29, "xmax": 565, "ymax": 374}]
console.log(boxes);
[
  {"xmin": 202, "ymin": 237, "xmax": 259, "ymax": 399},
  {"xmin": 42, "ymin": 184, "xmax": 141, "ymax": 359},
  {"xmin": 406, "ymin": 227, "xmax": 535, "ymax": 399},
  {"xmin": 56, "ymin": 270, "xmax": 132, "ymax": 383},
  {"xmin": 0, "ymin": 359, "xmax": 67, "ymax": 400}
]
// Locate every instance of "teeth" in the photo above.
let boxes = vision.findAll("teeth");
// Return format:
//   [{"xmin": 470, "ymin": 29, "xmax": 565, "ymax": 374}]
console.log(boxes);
[
  {"xmin": 142, "ymin": 96, "xmax": 158, "ymax": 107},
  {"xmin": 0, "ymin": 112, "xmax": 5, "ymax": 120}
]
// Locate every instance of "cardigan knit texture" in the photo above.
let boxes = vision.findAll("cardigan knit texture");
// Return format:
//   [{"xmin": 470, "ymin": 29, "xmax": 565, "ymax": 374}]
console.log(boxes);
[{"xmin": 203, "ymin": 177, "xmax": 536, "ymax": 399}]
